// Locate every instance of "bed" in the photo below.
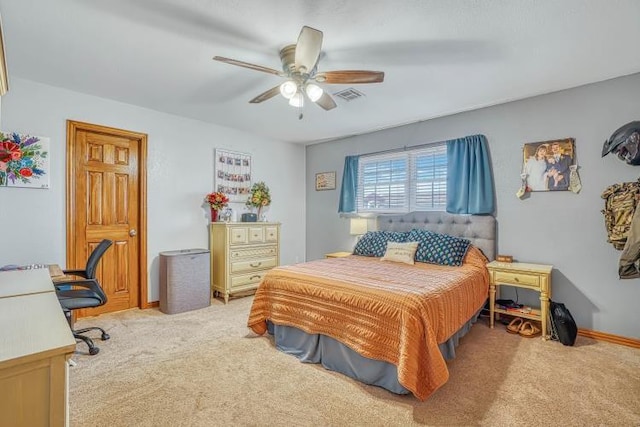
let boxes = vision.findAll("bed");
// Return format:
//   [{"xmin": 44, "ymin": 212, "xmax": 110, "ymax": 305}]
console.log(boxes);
[{"xmin": 247, "ymin": 212, "xmax": 496, "ymax": 400}]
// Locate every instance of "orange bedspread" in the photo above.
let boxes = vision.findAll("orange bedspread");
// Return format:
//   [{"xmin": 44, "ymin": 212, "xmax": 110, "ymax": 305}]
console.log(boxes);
[{"xmin": 247, "ymin": 245, "xmax": 489, "ymax": 400}]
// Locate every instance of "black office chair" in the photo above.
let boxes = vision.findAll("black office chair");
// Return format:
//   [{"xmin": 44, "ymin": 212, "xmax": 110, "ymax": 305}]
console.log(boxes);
[{"xmin": 55, "ymin": 239, "xmax": 113, "ymax": 355}]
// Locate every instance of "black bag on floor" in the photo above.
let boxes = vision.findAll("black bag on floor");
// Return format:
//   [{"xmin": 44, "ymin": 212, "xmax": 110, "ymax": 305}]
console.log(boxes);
[{"xmin": 549, "ymin": 300, "xmax": 578, "ymax": 346}]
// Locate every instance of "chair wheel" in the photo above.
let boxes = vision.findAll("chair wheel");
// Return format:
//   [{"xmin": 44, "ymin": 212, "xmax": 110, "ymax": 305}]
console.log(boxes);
[
  {"xmin": 101, "ymin": 333, "xmax": 110, "ymax": 341},
  {"xmin": 89, "ymin": 347, "xmax": 100, "ymax": 356}
]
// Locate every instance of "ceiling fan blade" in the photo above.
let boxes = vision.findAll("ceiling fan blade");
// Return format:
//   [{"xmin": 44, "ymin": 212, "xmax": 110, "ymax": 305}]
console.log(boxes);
[
  {"xmin": 295, "ymin": 26, "xmax": 323, "ymax": 74},
  {"xmin": 249, "ymin": 85, "xmax": 281, "ymax": 104},
  {"xmin": 315, "ymin": 92, "xmax": 337, "ymax": 111},
  {"xmin": 213, "ymin": 56, "xmax": 283, "ymax": 76},
  {"xmin": 315, "ymin": 70, "xmax": 384, "ymax": 84}
]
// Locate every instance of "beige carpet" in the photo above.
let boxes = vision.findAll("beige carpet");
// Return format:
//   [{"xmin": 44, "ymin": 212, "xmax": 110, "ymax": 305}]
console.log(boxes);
[{"xmin": 69, "ymin": 297, "xmax": 640, "ymax": 427}]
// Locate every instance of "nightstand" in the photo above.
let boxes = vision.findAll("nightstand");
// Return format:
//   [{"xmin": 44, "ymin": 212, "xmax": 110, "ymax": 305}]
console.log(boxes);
[
  {"xmin": 325, "ymin": 251, "xmax": 352, "ymax": 258},
  {"xmin": 486, "ymin": 261, "xmax": 553, "ymax": 340}
]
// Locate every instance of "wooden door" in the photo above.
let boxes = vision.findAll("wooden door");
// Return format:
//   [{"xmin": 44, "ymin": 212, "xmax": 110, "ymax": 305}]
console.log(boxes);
[{"xmin": 66, "ymin": 121, "xmax": 148, "ymax": 317}]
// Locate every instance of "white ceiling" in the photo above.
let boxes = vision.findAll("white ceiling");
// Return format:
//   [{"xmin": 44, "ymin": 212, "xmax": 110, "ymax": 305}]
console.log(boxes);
[{"xmin": 1, "ymin": 1, "xmax": 639, "ymax": 144}]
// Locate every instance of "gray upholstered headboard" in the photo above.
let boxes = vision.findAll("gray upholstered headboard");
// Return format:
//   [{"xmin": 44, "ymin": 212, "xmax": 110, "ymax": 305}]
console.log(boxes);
[{"xmin": 376, "ymin": 212, "xmax": 496, "ymax": 261}]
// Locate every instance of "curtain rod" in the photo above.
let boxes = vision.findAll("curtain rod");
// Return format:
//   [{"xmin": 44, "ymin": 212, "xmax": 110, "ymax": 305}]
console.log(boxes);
[{"xmin": 358, "ymin": 140, "xmax": 446, "ymax": 158}]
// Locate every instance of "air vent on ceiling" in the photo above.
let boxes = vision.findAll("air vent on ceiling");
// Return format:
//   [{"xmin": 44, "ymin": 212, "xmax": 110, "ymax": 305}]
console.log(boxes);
[{"xmin": 333, "ymin": 88, "xmax": 365, "ymax": 102}]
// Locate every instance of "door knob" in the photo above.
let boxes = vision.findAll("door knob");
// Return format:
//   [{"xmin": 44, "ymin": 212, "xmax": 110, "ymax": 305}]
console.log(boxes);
[{"xmin": 129, "ymin": 229, "xmax": 137, "ymax": 237}]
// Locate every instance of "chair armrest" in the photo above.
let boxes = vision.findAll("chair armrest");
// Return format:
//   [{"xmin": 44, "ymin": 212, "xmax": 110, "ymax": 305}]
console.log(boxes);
[
  {"xmin": 54, "ymin": 278, "xmax": 100, "ymax": 292},
  {"xmin": 61, "ymin": 269, "xmax": 89, "ymax": 278}
]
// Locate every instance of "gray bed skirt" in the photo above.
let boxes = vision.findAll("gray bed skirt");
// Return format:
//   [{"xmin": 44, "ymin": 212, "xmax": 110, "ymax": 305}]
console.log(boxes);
[{"xmin": 266, "ymin": 307, "xmax": 483, "ymax": 396}]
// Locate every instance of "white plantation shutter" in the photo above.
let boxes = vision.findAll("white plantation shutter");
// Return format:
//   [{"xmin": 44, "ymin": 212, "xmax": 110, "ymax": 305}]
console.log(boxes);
[
  {"xmin": 357, "ymin": 142, "xmax": 447, "ymax": 213},
  {"xmin": 357, "ymin": 153, "xmax": 408, "ymax": 213},
  {"xmin": 411, "ymin": 143, "xmax": 447, "ymax": 211}
]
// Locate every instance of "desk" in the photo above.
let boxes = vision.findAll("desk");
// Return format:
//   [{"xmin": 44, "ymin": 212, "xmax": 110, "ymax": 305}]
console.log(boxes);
[
  {"xmin": 49, "ymin": 264, "xmax": 65, "ymax": 281},
  {"xmin": 0, "ymin": 269, "xmax": 75, "ymax": 427},
  {"xmin": 0, "ymin": 268, "xmax": 54, "ymax": 298}
]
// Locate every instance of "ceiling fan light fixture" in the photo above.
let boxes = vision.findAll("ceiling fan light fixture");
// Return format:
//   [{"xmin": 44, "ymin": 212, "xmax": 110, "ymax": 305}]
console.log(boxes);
[
  {"xmin": 279, "ymin": 80, "xmax": 297, "ymax": 99},
  {"xmin": 289, "ymin": 91, "xmax": 304, "ymax": 108},
  {"xmin": 305, "ymin": 83, "xmax": 323, "ymax": 102}
]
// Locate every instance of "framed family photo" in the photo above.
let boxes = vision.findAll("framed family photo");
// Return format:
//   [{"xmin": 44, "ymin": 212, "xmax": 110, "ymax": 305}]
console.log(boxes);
[
  {"xmin": 522, "ymin": 138, "xmax": 575, "ymax": 192},
  {"xmin": 315, "ymin": 171, "xmax": 336, "ymax": 191}
]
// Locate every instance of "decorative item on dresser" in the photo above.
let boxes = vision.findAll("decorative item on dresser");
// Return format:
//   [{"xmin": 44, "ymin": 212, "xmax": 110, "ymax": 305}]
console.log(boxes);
[
  {"xmin": 209, "ymin": 222, "xmax": 280, "ymax": 303},
  {"xmin": 245, "ymin": 181, "xmax": 271, "ymax": 221},
  {"xmin": 205, "ymin": 191, "xmax": 229, "ymax": 223}
]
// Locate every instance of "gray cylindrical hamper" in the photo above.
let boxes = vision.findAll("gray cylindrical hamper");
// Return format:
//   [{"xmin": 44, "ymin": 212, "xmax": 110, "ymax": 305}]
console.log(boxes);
[{"xmin": 159, "ymin": 249, "xmax": 210, "ymax": 314}]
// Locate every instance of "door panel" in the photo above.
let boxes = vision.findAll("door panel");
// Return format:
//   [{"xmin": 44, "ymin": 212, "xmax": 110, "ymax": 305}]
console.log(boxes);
[{"xmin": 67, "ymin": 121, "xmax": 147, "ymax": 317}]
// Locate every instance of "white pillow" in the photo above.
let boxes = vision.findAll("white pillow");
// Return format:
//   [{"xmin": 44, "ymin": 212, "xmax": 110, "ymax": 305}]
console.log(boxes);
[{"xmin": 381, "ymin": 241, "xmax": 419, "ymax": 265}]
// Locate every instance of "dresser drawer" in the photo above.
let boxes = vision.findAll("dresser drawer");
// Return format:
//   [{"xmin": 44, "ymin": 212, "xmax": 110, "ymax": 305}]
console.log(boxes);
[
  {"xmin": 230, "ymin": 271, "xmax": 268, "ymax": 288},
  {"xmin": 230, "ymin": 246, "xmax": 277, "ymax": 260},
  {"xmin": 231, "ymin": 257, "xmax": 277, "ymax": 274},
  {"xmin": 248, "ymin": 227, "xmax": 265, "ymax": 243},
  {"xmin": 494, "ymin": 271, "xmax": 540, "ymax": 288},
  {"xmin": 265, "ymin": 226, "xmax": 278, "ymax": 242},
  {"xmin": 229, "ymin": 227, "xmax": 248, "ymax": 245}
]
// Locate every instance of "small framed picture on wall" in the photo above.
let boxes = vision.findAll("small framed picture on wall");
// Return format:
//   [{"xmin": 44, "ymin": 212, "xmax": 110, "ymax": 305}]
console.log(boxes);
[{"xmin": 315, "ymin": 171, "xmax": 336, "ymax": 191}]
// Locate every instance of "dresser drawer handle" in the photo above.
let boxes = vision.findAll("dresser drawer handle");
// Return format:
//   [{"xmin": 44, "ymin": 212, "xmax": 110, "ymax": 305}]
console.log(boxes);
[
  {"xmin": 250, "ymin": 262, "xmax": 262, "ymax": 268},
  {"xmin": 249, "ymin": 275, "xmax": 261, "ymax": 280}
]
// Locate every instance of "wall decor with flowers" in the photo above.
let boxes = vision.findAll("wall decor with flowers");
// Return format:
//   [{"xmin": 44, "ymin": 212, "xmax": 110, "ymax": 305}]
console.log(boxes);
[
  {"xmin": 214, "ymin": 148, "xmax": 251, "ymax": 202},
  {"xmin": 0, "ymin": 132, "xmax": 50, "ymax": 189}
]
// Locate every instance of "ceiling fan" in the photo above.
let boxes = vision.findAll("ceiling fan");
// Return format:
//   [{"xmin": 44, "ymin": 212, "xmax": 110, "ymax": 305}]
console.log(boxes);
[{"xmin": 213, "ymin": 26, "xmax": 384, "ymax": 111}]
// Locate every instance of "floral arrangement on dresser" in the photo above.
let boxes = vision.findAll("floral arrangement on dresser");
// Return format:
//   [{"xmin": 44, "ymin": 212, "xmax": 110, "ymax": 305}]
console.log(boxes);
[
  {"xmin": 246, "ymin": 181, "xmax": 271, "ymax": 217},
  {"xmin": 205, "ymin": 191, "xmax": 229, "ymax": 211}
]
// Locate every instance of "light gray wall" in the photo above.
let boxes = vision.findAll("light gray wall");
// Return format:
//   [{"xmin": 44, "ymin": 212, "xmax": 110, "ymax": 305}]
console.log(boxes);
[
  {"xmin": 0, "ymin": 77, "xmax": 306, "ymax": 302},
  {"xmin": 306, "ymin": 72, "xmax": 640, "ymax": 339}
]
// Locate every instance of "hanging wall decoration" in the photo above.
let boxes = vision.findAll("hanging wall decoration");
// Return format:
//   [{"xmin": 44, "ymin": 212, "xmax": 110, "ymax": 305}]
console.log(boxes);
[
  {"xmin": 214, "ymin": 149, "xmax": 251, "ymax": 203},
  {"xmin": 601, "ymin": 121, "xmax": 640, "ymax": 165},
  {"xmin": 517, "ymin": 137, "xmax": 581, "ymax": 198},
  {"xmin": 315, "ymin": 171, "xmax": 336, "ymax": 191},
  {"xmin": 0, "ymin": 132, "xmax": 50, "ymax": 189}
]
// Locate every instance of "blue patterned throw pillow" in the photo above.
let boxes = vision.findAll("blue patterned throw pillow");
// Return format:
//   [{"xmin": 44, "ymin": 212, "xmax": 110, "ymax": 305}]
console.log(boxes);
[
  {"xmin": 353, "ymin": 231, "xmax": 409, "ymax": 257},
  {"xmin": 407, "ymin": 229, "xmax": 471, "ymax": 266}
]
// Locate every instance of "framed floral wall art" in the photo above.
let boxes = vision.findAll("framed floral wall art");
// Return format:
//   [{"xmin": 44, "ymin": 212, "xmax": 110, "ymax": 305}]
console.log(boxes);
[
  {"xmin": 0, "ymin": 132, "xmax": 50, "ymax": 189},
  {"xmin": 214, "ymin": 148, "xmax": 251, "ymax": 202}
]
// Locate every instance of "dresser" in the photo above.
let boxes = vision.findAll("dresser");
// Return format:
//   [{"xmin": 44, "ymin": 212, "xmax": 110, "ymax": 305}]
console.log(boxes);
[{"xmin": 209, "ymin": 222, "xmax": 280, "ymax": 303}]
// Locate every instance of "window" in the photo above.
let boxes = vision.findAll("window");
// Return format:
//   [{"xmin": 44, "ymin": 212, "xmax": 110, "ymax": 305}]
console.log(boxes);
[{"xmin": 356, "ymin": 143, "xmax": 447, "ymax": 213}]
